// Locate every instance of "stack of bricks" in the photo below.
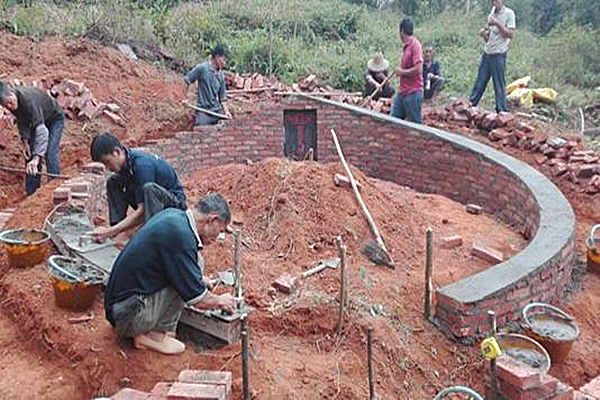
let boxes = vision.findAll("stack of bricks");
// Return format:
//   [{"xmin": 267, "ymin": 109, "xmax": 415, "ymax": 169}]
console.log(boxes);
[
  {"xmin": 488, "ymin": 356, "xmax": 575, "ymax": 399},
  {"xmin": 110, "ymin": 370, "xmax": 232, "ymax": 400},
  {"xmin": 52, "ymin": 162, "xmax": 106, "ymax": 221}
]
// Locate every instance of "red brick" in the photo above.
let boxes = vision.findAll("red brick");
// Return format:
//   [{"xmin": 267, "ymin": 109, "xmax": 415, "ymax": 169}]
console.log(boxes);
[
  {"xmin": 178, "ymin": 370, "xmax": 232, "ymax": 397},
  {"xmin": 577, "ymin": 164, "xmax": 600, "ymax": 178},
  {"xmin": 551, "ymin": 383, "xmax": 575, "ymax": 399},
  {"xmin": 574, "ymin": 391, "xmax": 595, "ymax": 400},
  {"xmin": 440, "ymin": 235, "xmax": 463, "ymax": 249},
  {"xmin": 150, "ymin": 382, "xmax": 172, "ymax": 398},
  {"xmin": 466, "ymin": 204, "xmax": 483, "ymax": 214},
  {"xmin": 53, "ymin": 187, "xmax": 71, "ymax": 205},
  {"xmin": 580, "ymin": 377, "xmax": 600, "ymax": 399},
  {"xmin": 111, "ymin": 388, "xmax": 150, "ymax": 400},
  {"xmin": 82, "ymin": 162, "xmax": 106, "ymax": 175},
  {"xmin": 496, "ymin": 356, "xmax": 541, "ymax": 390},
  {"xmin": 272, "ymin": 273, "xmax": 298, "ymax": 294},
  {"xmin": 333, "ymin": 173, "xmax": 361, "ymax": 190},
  {"xmin": 167, "ymin": 382, "xmax": 226, "ymax": 400},
  {"xmin": 472, "ymin": 242, "xmax": 504, "ymax": 264},
  {"xmin": 535, "ymin": 155, "xmax": 548, "ymax": 165},
  {"xmin": 498, "ymin": 374, "xmax": 559, "ymax": 400}
]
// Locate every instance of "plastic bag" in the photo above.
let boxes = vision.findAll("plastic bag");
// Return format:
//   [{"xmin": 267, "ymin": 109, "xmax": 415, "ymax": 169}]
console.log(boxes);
[
  {"xmin": 507, "ymin": 87, "xmax": 534, "ymax": 107},
  {"xmin": 506, "ymin": 76, "xmax": 531, "ymax": 95},
  {"xmin": 532, "ymin": 88, "xmax": 558, "ymax": 104}
]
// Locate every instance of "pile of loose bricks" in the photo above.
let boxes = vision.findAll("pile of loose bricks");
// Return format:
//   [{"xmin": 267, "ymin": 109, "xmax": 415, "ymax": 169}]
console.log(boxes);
[
  {"xmin": 426, "ymin": 100, "xmax": 600, "ymax": 195},
  {"xmin": 52, "ymin": 162, "xmax": 107, "ymax": 221},
  {"xmin": 110, "ymin": 370, "xmax": 232, "ymax": 400},
  {"xmin": 488, "ymin": 356, "xmax": 600, "ymax": 400}
]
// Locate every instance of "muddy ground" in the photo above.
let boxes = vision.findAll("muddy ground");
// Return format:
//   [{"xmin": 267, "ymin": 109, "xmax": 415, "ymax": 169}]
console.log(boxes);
[{"xmin": 0, "ymin": 32, "xmax": 599, "ymax": 399}]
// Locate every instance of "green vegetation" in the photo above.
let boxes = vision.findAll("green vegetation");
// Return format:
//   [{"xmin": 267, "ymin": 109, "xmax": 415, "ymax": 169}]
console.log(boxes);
[{"xmin": 1, "ymin": 0, "xmax": 599, "ymax": 112}]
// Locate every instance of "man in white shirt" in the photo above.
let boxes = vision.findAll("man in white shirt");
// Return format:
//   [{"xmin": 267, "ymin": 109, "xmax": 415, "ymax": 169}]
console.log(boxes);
[{"xmin": 469, "ymin": 0, "xmax": 516, "ymax": 113}]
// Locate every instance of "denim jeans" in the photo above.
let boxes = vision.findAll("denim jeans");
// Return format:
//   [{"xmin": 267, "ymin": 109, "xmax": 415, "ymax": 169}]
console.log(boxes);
[
  {"xmin": 469, "ymin": 52, "xmax": 507, "ymax": 113},
  {"xmin": 112, "ymin": 286, "xmax": 185, "ymax": 339},
  {"xmin": 390, "ymin": 91, "xmax": 423, "ymax": 124},
  {"xmin": 106, "ymin": 179, "xmax": 183, "ymax": 226},
  {"xmin": 25, "ymin": 114, "xmax": 64, "ymax": 195}
]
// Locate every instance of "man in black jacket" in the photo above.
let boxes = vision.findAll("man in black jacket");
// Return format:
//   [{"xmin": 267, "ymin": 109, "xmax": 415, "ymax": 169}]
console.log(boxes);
[
  {"xmin": 104, "ymin": 193, "xmax": 236, "ymax": 355},
  {"xmin": 0, "ymin": 81, "xmax": 65, "ymax": 195},
  {"xmin": 423, "ymin": 47, "xmax": 444, "ymax": 100}
]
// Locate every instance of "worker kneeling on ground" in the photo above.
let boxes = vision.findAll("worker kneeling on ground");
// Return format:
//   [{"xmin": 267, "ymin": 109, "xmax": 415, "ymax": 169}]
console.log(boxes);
[
  {"xmin": 89, "ymin": 133, "xmax": 187, "ymax": 243},
  {"xmin": 104, "ymin": 192, "xmax": 237, "ymax": 355},
  {"xmin": 0, "ymin": 80, "xmax": 65, "ymax": 196}
]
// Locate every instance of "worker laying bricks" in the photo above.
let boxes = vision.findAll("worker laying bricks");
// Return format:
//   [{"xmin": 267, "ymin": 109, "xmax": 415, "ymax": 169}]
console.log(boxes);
[
  {"xmin": 0, "ymin": 80, "xmax": 65, "ymax": 195},
  {"xmin": 104, "ymin": 193, "xmax": 237, "ymax": 355},
  {"xmin": 89, "ymin": 132, "xmax": 187, "ymax": 242},
  {"xmin": 183, "ymin": 44, "xmax": 232, "ymax": 126}
]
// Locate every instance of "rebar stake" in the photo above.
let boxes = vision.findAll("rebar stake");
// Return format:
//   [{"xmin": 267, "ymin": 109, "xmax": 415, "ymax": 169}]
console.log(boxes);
[
  {"xmin": 241, "ymin": 315, "xmax": 249, "ymax": 400},
  {"xmin": 336, "ymin": 235, "xmax": 347, "ymax": 334},
  {"xmin": 488, "ymin": 310, "xmax": 499, "ymax": 398},
  {"xmin": 424, "ymin": 228, "xmax": 434, "ymax": 320},
  {"xmin": 367, "ymin": 327, "xmax": 374, "ymax": 400}
]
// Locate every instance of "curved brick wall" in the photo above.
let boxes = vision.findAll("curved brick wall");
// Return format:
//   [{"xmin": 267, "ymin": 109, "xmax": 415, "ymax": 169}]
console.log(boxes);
[{"xmin": 128, "ymin": 94, "xmax": 573, "ymax": 342}]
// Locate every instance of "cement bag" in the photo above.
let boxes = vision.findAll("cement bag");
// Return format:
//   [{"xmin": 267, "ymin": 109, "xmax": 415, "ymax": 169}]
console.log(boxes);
[
  {"xmin": 506, "ymin": 76, "xmax": 531, "ymax": 95},
  {"xmin": 507, "ymin": 87, "xmax": 534, "ymax": 107},
  {"xmin": 532, "ymin": 88, "xmax": 558, "ymax": 104}
]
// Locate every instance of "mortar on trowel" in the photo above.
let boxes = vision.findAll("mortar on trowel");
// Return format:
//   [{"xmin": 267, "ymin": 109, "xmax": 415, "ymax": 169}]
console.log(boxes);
[
  {"xmin": 521, "ymin": 302, "xmax": 580, "ymax": 364},
  {"xmin": 586, "ymin": 224, "xmax": 600, "ymax": 273}
]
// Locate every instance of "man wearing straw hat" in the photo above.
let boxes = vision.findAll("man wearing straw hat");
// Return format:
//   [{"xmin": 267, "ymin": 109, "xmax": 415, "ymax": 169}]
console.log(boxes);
[{"xmin": 364, "ymin": 52, "xmax": 395, "ymax": 101}]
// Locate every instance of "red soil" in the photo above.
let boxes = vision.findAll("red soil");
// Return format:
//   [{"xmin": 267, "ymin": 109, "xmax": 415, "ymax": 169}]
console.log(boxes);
[{"xmin": 0, "ymin": 31, "xmax": 598, "ymax": 399}]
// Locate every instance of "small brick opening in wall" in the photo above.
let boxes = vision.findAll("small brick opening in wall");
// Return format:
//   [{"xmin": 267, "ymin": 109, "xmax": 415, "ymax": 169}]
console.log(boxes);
[{"xmin": 284, "ymin": 109, "xmax": 317, "ymax": 161}]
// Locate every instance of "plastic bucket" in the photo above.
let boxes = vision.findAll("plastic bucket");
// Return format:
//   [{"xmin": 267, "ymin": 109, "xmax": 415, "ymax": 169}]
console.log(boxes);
[
  {"xmin": 522, "ymin": 302, "xmax": 579, "ymax": 364},
  {"xmin": 586, "ymin": 224, "xmax": 600, "ymax": 273},
  {"xmin": 496, "ymin": 332, "xmax": 551, "ymax": 374},
  {"xmin": 48, "ymin": 255, "xmax": 105, "ymax": 311},
  {"xmin": 0, "ymin": 229, "xmax": 50, "ymax": 268}
]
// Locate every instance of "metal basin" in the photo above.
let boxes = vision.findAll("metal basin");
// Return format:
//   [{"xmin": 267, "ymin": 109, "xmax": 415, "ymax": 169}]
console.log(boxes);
[
  {"xmin": 522, "ymin": 302, "xmax": 580, "ymax": 364},
  {"xmin": 496, "ymin": 332, "xmax": 551, "ymax": 374},
  {"xmin": 0, "ymin": 229, "xmax": 51, "ymax": 268}
]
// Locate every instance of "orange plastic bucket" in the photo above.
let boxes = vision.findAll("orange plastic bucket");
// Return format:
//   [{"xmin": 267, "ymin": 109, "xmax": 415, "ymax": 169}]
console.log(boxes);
[
  {"xmin": 0, "ymin": 229, "xmax": 50, "ymax": 268},
  {"xmin": 586, "ymin": 224, "xmax": 600, "ymax": 273},
  {"xmin": 48, "ymin": 256, "xmax": 105, "ymax": 311}
]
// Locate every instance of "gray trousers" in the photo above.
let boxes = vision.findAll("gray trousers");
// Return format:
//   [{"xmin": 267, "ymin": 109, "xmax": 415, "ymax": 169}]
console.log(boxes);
[
  {"xmin": 112, "ymin": 287, "xmax": 185, "ymax": 339},
  {"xmin": 195, "ymin": 112, "xmax": 220, "ymax": 126},
  {"xmin": 107, "ymin": 179, "xmax": 182, "ymax": 225}
]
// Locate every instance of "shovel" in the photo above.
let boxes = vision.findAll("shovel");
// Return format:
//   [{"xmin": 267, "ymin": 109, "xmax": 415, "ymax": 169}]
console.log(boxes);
[{"xmin": 301, "ymin": 257, "xmax": 341, "ymax": 279}]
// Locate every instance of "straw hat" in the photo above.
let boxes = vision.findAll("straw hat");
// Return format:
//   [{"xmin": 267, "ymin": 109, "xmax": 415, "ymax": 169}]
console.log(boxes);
[{"xmin": 367, "ymin": 52, "xmax": 390, "ymax": 72}]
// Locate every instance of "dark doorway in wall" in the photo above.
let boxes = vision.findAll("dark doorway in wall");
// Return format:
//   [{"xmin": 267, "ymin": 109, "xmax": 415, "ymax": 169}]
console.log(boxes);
[{"xmin": 283, "ymin": 109, "xmax": 317, "ymax": 160}]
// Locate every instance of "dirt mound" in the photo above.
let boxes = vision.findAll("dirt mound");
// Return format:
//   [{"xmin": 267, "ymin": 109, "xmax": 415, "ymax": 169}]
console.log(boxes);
[
  {"xmin": 0, "ymin": 158, "xmax": 527, "ymax": 399},
  {"xmin": 0, "ymin": 33, "xmax": 195, "ymax": 208}
]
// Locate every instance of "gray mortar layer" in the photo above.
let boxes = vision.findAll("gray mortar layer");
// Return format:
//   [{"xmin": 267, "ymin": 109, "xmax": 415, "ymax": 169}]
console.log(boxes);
[{"xmin": 290, "ymin": 93, "xmax": 576, "ymax": 304}]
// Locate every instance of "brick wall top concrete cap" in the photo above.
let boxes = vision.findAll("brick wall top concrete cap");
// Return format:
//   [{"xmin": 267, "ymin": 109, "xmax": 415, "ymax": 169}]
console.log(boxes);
[{"xmin": 290, "ymin": 94, "xmax": 575, "ymax": 304}]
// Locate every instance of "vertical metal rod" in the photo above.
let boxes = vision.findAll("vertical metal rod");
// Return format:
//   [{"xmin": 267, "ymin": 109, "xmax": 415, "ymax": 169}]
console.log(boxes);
[
  {"xmin": 488, "ymin": 310, "xmax": 498, "ymax": 398},
  {"xmin": 241, "ymin": 315, "xmax": 249, "ymax": 400},
  {"xmin": 233, "ymin": 230, "xmax": 242, "ymax": 309},
  {"xmin": 424, "ymin": 228, "xmax": 434, "ymax": 320},
  {"xmin": 367, "ymin": 327, "xmax": 374, "ymax": 400},
  {"xmin": 336, "ymin": 236, "xmax": 347, "ymax": 334}
]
